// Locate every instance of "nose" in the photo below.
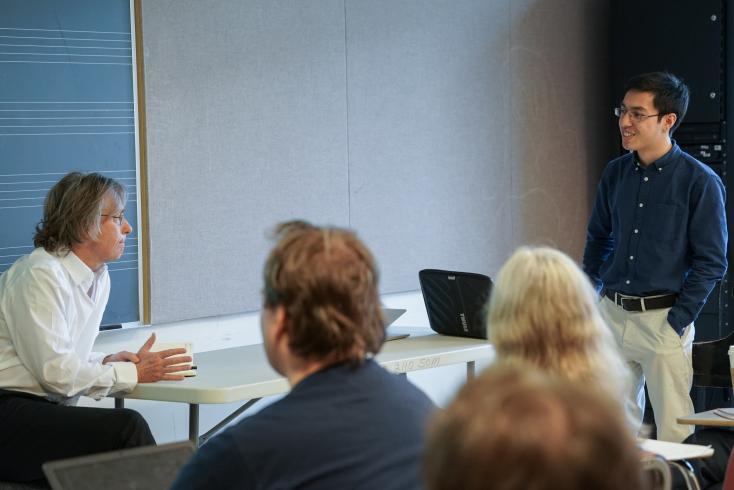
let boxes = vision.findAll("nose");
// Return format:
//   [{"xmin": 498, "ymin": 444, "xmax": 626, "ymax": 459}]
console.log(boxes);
[
  {"xmin": 619, "ymin": 111, "xmax": 633, "ymax": 126},
  {"xmin": 122, "ymin": 217, "xmax": 133, "ymax": 235}
]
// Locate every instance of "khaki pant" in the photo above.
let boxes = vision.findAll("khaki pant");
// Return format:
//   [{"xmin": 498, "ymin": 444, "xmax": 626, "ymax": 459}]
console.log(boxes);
[{"xmin": 600, "ymin": 296, "xmax": 694, "ymax": 442}]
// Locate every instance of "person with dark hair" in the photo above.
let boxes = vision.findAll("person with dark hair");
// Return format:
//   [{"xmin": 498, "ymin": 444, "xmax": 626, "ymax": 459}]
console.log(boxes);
[
  {"xmin": 425, "ymin": 364, "xmax": 645, "ymax": 490},
  {"xmin": 171, "ymin": 220, "xmax": 435, "ymax": 490},
  {"xmin": 0, "ymin": 172, "xmax": 192, "ymax": 484},
  {"xmin": 583, "ymin": 71, "xmax": 728, "ymax": 442}
]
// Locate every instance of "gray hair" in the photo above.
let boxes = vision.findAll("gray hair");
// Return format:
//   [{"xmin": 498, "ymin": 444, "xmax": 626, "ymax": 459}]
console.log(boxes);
[{"xmin": 34, "ymin": 172, "xmax": 126, "ymax": 253}]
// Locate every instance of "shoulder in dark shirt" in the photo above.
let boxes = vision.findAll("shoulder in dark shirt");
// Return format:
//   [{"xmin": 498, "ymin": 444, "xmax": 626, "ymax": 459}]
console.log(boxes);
[{"xmin": 171, "ymin": 359, "xmax": 435, "ymax": 490}]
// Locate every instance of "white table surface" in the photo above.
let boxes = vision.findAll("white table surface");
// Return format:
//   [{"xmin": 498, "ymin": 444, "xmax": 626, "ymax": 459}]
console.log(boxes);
[
  {"xmin": 118, "ymin": 327, "xmax": 494, "ymax": 405},
  {"xmin": 640, "ymin": 438, "xmax": 714, "ymax": 461}
]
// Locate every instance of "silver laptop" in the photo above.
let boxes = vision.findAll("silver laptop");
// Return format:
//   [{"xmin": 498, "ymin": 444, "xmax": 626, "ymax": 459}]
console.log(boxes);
[
  {"xmin": 42, "ymin": 441, "xmax": 195, "ymax": 490},
  {"xmin": 382, "ymin": 307, "xmax": 409, "ymax": 341}
]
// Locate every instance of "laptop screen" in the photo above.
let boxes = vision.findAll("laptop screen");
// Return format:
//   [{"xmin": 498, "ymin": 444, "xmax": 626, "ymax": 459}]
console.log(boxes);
[{"xmin": 43, "ymin": 441, "xmax": 195, "ymax": 490}]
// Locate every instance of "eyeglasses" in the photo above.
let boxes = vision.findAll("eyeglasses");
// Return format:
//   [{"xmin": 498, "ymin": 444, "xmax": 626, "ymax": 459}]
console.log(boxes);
[
  {"xmin": 101, "ymin": 212, "xmax": 125, "ymax": 226},
  {"xmin": 614, "ymin": 107, "xmax": 661, "ymax": 122}
]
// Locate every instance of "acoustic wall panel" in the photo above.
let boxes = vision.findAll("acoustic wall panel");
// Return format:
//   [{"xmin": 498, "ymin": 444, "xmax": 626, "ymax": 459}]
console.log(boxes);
[
  {"xmin": 140, "ymin": 0, "xmax": 612, "ymax": 324},
  {"xmin": 509, "ymin": 0, "xmax": 614, "ymax": 260},
  {"xmin": 345, "ymin": 0, "xmax": 513, "ymax": 291},
  {"xmin": 142, "ymin": 1, "xmax": 349, "ymax": 323}
]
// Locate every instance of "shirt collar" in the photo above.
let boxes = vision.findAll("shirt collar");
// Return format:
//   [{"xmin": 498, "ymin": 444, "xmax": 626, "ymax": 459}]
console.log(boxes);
[
  {"xmin": 634, "ymin": 141, "xmax": 680, "ymax": 172},
  {"xmin": 58, "ymin": 251, "xmax": 107, "ymax": 292}
]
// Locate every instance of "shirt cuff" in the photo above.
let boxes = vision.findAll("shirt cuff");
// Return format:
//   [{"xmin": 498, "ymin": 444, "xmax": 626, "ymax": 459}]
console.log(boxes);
[
  {"xmin": 666, "ymin": 311, "xmax": 688, "ymax": 336},
  {"xmin": 88, "ymin": 351, "xmax": 106, "ymax": 365},
  {"xmin": 110, "ymin": 361, "xmax": 138, "ymax": 393}
]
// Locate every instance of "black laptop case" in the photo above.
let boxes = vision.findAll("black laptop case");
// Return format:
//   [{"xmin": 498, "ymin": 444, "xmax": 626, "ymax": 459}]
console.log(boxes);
[{"xmin": 419, "ymin": 269, "xmax": 492, "ymax": 339}]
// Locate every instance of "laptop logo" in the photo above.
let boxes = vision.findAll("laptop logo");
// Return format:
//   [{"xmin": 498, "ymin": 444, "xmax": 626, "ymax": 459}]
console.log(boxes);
[{"xmin": 459, "ymin": 312, "xmax": 468, "ymax": 332}]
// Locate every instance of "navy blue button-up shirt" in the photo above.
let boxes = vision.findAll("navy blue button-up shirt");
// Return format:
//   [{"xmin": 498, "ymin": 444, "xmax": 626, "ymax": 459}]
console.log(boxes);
[{"xmin": 583, "ymin": 143, "xmax": 727, "ymax": 334}]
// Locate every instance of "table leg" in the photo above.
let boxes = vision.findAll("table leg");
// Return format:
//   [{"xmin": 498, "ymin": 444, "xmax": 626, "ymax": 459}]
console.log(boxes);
[
  {"xmin": 189, "ymin": 404, "xmax": 200, "ymax": 446},
  {"xmin": 114, "ymin": 398, "xmax": 124, "ymax": 409},
  {"xmin": 467, "ymin": 361, "xmax": 476, "ymax": 380}
]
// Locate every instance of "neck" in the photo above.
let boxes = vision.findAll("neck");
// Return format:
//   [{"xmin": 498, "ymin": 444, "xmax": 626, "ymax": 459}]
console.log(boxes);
[
  {"xmin": 637, "ymin": 138, "xmax": 673, "ymax": 166},
  {"xmin": 285, "ymin": 357, "xmax": 332, "ymax": 387},
  {"xmin": 70, "ymin": 245, "xmax": 102, "ymax": 271}
]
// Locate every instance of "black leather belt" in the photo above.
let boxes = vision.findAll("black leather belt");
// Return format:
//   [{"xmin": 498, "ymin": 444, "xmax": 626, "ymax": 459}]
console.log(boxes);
[{"xmin": 603, "ymin": 289, "xmax": 677, "ymax": 312}]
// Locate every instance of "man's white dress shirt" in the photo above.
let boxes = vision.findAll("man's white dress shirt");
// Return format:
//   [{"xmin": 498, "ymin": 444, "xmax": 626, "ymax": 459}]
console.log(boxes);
[{"xmin": 0, "ymin": 248, "xmax": 137, "ymax": 403}]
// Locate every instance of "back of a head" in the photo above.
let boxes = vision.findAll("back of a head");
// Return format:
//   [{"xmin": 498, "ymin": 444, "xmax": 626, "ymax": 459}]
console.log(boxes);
[
  {"xmin": 262, "ymin": 220, "xmax": 384, "ymax": 363},
  {"xmin": 623, "ymin": 71, "xmax": 689, "ymax": 133},
  {"xmin": 425, "ymin": 364, "xmax": 644, "ymax": 490},
  {"xmin": 487, "ymin": 247, "xmax": 613, "ymax": 380},
  {"xmin": 34, "ymin": 171, "xmax": 126, "ymax": 253}
]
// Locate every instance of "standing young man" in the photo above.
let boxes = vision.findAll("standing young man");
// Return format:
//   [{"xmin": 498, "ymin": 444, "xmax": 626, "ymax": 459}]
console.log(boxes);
[
  {"xmin": 583, "ymin": 72, "xmax": 727, "ymax": 442},
  {"xmin": 0, "ymin": 172, "xmax": 191, "ymax": 483},
  {"xmin": 172, "ymin": 221, "xmax": 435, "ymax": 490}
]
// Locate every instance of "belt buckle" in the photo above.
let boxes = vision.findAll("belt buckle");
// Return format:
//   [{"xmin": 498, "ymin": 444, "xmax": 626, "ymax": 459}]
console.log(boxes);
[
  {"xmin": 614, "ymin": 292, "xmax": 625, "ymax": 307},
  {"xmin": 618, "ymin": 294, "xmax": 642, "ymax": 311}
]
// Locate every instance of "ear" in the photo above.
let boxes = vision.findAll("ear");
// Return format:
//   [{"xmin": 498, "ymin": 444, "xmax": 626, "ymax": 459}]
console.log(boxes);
[
  {"xmin": 271, "ymin": 305, "xmax": 289, "ymax": 342},
  {"xmin": 662, "ymin": 113, "xmax": 677, "ymax": 133}
]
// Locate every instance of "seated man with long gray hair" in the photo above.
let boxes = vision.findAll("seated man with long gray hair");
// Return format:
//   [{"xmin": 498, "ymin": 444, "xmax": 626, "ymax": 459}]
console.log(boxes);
[{"xmin": 0, "ymin": 172, "xmax": 191, "ymax": 484}]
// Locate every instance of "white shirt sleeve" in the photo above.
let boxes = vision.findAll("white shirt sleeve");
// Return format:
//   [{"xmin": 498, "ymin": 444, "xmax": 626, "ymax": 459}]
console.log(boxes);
[
  {"xmin": 88, "ymin": 351, "xmax": 106, "ymax": 364},
  {"xmin": 3, "ymin": 266, "xmax": 137, "ymax": 400}
]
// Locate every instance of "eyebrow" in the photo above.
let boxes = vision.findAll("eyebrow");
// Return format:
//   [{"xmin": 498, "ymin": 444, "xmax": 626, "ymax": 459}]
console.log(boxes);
[{"xmin": 620, "ymin": 103, "xmax": 649, "ymax": 112}]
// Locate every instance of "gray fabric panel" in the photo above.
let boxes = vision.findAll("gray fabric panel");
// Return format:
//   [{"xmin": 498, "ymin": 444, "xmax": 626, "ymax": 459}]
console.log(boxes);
[
  {"xmin": 345, "ymin": 0, "xmax": 514, "ymax": 290},
  {"xmin": 142, "ymin": 0, "xmax": 349, "ymax": 323},
  {"xmin": 141, "ymin": 0, "xmax": 611, "ymax": 323},
  {"xmin": 509, "ymin": 0, "xmax": 613, "ymax": 261},
  {"xmin": 347, "ymin": 0, "xmax": 611, "ymax": 292}
]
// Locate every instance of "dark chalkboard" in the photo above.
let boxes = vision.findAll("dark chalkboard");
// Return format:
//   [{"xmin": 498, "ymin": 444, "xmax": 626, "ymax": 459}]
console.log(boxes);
[{"xmin": 0, "ymin": 0, "xmax": 139, "ymax": 324}]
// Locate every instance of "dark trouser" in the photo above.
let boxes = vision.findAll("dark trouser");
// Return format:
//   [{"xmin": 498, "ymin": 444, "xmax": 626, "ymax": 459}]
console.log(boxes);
[
  {"xmin": 0, "ymin": 391, "xmax": 155, "ymax": 482},
  {"xmin": 681, "ymin": 428, "xmax": 734, "ymax": 490}
]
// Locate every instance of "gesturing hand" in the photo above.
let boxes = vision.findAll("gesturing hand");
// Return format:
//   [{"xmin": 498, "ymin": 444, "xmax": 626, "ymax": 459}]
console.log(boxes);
[{"xmin": 135, "ymin": 333, "xmax": 193, "ymax": 383}]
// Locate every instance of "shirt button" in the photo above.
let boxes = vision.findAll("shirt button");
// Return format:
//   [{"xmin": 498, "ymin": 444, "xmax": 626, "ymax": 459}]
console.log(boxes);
[
  {"xmin": 644, "ymin": 177, "xmax": 649, "ymax": 182},
  {"xmin": 625, "ymin": 280, "xmax": 631, "ymax": 285},
  {"xmin": 629, "ymin": 256, "xmax": 634, "ymax": 260},
  {"xmin": 639, "ymin": 203, "xmax": 644, "ymax": 207},
  {"xmin": 634, "ymin": 229, "xmax": 639, "ymax": 234}
]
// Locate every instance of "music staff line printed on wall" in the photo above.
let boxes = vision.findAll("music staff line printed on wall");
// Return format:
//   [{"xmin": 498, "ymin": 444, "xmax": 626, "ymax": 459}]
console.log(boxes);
[
  {"xmin": 0, "ymin": 172, "xmax": 138, "ymax": 214},
  {"xmin": 0, "ymin": 101, "xmax": 134, "ymax": 136},
  {"xmin": 0, "ymin": 168, "xmax": 137, "ymax": 177},
  {"xmin": 0, "ymin": 27, "xmax": 131, "ymax": 66}
]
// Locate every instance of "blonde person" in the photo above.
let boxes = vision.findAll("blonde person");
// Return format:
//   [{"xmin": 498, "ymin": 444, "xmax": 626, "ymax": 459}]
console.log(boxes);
[{"xmin": 487, "ymin": 246, "xmax": 633, "ymax": 419}]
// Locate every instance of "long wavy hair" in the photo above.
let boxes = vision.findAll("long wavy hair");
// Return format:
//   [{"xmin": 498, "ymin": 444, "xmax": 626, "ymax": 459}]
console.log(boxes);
[
  {"xmin": 487, "ymin": 246, "xmax": 630, "ymax": 407},
  {"xmin": 34, "ymin": 172, "xmax": 126, "ymax": 253}
]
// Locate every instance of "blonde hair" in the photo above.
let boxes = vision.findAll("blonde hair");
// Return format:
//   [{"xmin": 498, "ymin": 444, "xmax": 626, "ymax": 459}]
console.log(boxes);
[{"xmin": 487, "ymin": 246, "xmax": 629, "ymax": 404}]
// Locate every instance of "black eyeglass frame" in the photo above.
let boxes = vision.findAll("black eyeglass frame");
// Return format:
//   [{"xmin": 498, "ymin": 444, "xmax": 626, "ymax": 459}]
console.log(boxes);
[
  {"xmin": 100, "ymin": 212, "xmax": 126, "ymax": 226},
  {"xmin": 614, "ymin": 106, "xmax": 663, "ymax": 122}
]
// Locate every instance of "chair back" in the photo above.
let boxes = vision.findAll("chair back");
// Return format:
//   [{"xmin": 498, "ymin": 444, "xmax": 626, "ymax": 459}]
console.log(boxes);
[
  {"xmin": 641, "ymin": 456, "xmax": 671, "ymax": 490},
  {"xmin": 691, "ymin": 332, "xmax": 734, "ymax": 388}
]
